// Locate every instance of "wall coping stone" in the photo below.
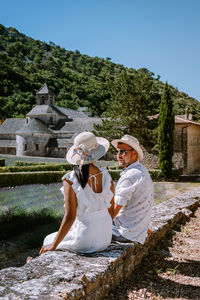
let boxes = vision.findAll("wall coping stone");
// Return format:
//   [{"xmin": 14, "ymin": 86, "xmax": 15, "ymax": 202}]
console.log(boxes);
[{"xmin": 1, "ymin": 187, "xmax": 200, "ymax": 299}]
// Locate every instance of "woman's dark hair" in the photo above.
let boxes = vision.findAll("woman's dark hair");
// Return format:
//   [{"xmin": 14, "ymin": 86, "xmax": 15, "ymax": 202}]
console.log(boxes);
[{"xmin": 74, "ymin": 164, "xmax": 90, "ymax": 189}]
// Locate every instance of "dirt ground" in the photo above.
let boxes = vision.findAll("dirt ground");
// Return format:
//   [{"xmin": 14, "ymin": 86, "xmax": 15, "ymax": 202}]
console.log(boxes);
[{"xmin": 106, "ymin": 206, "xmax": 200, "ymax": 300}]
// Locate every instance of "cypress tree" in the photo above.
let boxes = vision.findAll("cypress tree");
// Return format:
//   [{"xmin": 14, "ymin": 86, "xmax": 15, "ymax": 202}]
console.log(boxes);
[{"xmin": 158, "ymin": 83, "xmax": 175, "ymax": 178}]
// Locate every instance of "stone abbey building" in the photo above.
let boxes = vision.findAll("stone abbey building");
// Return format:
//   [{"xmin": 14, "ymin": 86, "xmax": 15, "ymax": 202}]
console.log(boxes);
[
  {"xmin": 0, "ymin": 84, "xmax": 200, "ymax": 174},
  {"xmin": 0, "ymin": 84, "xmax": 101, "ymax": 158}
]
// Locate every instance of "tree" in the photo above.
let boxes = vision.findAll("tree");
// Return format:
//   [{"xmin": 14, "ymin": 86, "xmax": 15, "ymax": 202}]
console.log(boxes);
[
  {"xmin": 94, "ymin": 70, "xmax": 160, "ymax": 145},
  {"xmin": 158, "ymin": 82, "xmax": 174, "ymax": 178}
]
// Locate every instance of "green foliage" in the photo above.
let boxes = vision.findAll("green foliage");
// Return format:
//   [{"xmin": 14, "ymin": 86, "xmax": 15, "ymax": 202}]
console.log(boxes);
[
  {"xmin": 108, "ymin": 170, "xmax": 121, "ymax": 181},
  {"xmin": 158, "ymin": 83, "xmax": 175, "ymax": 178},
  {"xmin": 0, "ymin": 163, "xmax": 72, "ymax": 173},
  {"xmin": 0, "ymin": 168, "xmax": 121, "ymax": 187},
  {"xmin": 0, "ymin": 159, "xmax": 5, "ymax": 166},
  {"xmin": 0, "ymin": 206, "xmax": 61, "ymax": 240},
  {"xmin": 14, "ymin": 161, "xmax": 47, "ymax": 166},
  {"xmin": 149, "ymin": 169, "xmax": 180, "ymax": 181},
  {"xmin": 0, "ymin": 171, "xmax": 67, "ymax": 187},
  {"xmin": 94, "ymin": 70, "xmax": 160, "ymax": 147},
  {"xmin": 0, "ymin": 24, "xmax": 200, "ymax": 121}
]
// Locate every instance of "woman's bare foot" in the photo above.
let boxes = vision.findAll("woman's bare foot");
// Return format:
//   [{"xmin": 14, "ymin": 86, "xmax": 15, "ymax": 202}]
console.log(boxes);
[{"xmin": 26, "ymin": 256, "xmax": 33, "ymax": 264}]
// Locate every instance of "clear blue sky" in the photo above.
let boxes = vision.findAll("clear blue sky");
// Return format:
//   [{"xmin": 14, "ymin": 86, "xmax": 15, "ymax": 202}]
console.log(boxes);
[{"xmin": 1, "ymin": 0, "xmax": 200, "ymax": 101}]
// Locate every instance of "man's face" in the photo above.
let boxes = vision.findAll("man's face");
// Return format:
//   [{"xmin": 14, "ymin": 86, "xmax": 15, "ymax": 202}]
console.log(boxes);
[{"xmin": 116, "ymin": 143, "xmax": 138, "ymax": 168}]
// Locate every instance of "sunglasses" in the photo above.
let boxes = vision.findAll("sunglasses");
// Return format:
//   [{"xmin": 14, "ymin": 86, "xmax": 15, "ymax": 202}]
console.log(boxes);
[{"xmin": 116, "ymin": 149, "xmax": 134, "ymax": 155}]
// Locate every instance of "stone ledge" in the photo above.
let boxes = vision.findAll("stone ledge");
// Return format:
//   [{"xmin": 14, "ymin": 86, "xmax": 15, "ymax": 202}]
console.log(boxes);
[{"xmin": 1, "ymin": 187, "xmax": 200, "ymax": 300}]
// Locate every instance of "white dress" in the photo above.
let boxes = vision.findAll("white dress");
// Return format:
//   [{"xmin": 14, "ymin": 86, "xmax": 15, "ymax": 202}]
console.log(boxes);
[{"xmin": 43, "ymin": 167, "xmax": 113, "ymax": 253}]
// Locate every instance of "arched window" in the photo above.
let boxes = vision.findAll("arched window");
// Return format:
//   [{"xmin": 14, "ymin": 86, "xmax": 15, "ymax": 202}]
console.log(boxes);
[
  {"xmin": 36, "ymin": 144, "xmax": 39, "ymax": 151},
  {"xmin": 24, "ymin": 144, "xmax": 27, "ymax": 151}
]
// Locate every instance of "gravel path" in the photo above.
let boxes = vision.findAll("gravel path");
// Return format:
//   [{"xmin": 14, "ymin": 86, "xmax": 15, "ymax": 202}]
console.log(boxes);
[{"xmin": 106, "ymin": 206, "xmax": 200, "ymax": 300}]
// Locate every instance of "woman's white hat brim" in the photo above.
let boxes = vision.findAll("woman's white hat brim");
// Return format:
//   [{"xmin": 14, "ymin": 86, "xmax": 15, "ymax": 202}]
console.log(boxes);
[
  {"xmin": 111, "ymin": 136, "xmax": 143, "ymax": 161},
  {"xmin": 66, "ymin": 137, "xmax": 109, "ymax": 165}
]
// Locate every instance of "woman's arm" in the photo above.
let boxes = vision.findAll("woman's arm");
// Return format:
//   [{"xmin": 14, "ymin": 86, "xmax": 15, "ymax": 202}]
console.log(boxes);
[
  {"xmin": 108, "ymin": 180, "xmax": 114, "ymax": 219},
  {"xmin": 40, "ymin": 179, "xmax": 77, "ymax": 254}
]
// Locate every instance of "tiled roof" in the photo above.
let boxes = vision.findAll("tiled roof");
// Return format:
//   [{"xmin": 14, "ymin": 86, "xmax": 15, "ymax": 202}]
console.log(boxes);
[
  {"xmin": 27, "ymin": 105, "xmax": 67, "ymax": 117},
  {"xmin": 0, "ymin": 118, "xmax": 26, "ymax": 134},
  {"xmin": 16, "ymin": 118, "xmax": 51, "ymax": 134},
  {"xmin": 53, "ymin": 117, "xmax": 102, "ymax": 133},
  {"xmin": 175, "ymin": 116, "xmax": 200, "ymax": 126},
  {"xmin": 57, "ymin": 106, "xmax": 89, "ymax": 118},
  {"xmin": 36, "ymin": 83, "xmax": 52, "ymax": 95}
]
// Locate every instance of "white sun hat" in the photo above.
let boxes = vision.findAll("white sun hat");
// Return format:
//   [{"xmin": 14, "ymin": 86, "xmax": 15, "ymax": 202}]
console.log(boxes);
[
  {"xmin": 66, "ymin": 131, "xmax": 109, "ymax": 166},
  {"xmin": 111, "ymin": 134, "xmax": 143, "ymax": 161}
]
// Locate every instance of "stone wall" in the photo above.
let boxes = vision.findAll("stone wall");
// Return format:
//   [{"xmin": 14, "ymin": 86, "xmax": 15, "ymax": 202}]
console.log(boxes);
[
  {"xmin": 1, "ymin": 187, "xmax": 200, "ymax": 299},
  {"xmin": 187, "ymin": 125, "xmax": 200, "ymax": 173}
]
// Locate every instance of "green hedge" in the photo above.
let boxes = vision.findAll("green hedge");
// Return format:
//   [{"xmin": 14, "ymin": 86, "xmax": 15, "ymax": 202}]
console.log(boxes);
[
  {"xmin": 0, "ymin": 163, "xmax": 73, "ymax": 173},
  {"xmin": 0, "ymin": 168, "xmax": 180, "ymax": 188},
  {"xmin": 0, "ymin": 206, "xmax": 61, "ymax": 240},
  {"xmin": 14, "ymin": 161, "xmax": 48, "ymax": 166},
  {"xmin": 0, "ymin": 170, "xmax": 122, "ymax": 188},
  {"xmin": 0, "ymin": 171, "xmax": 67, "ymax": 188},
  {"xmin": 0, "ymin": 158, "xmax": 5, "ymax": 167},
  {"xmin": 149, "ymin": 169, "xmax": 180, "ymax": 181}
]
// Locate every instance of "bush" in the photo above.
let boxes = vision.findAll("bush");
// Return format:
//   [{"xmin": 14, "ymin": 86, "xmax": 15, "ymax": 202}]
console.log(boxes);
[
  {"xmin": 0, "ymin": 206, "xmax": 62, "ymax": 240},
  {"xmin": 109, "ymin": 170, "xmax": 121, "ymax": 181},
  {"xmin": 0, "ymin": 158, "xmax": 5, "ymax": 167},
  {"xmin": 0, "ymin": 171, "xmax": 67, "ymax": 188},
  {"xmin": 14, "ymin": 161, "xmax": 47, "ymax": 166},
  {"xmin": 0, "ymin": 163, "xmax": 73, "ymax": 173},
  {"xmin": 149, "ymin": 168, "xmax": 180, "ymax": 181}
]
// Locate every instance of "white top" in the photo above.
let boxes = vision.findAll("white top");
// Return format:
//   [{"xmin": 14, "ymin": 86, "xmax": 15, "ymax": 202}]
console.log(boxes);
[
  {"xmin": 43, "ymin": 167, "xmax": 113, "ymax": 253},
  {"xmin": 113, "ymin": 161, "xmax": 154, "ymax": 244}
]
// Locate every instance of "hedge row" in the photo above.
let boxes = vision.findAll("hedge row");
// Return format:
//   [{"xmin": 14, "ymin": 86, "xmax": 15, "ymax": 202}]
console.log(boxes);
[
  {"xmin": 0, "ymin": 171, "xmax": 67, "ymax": 188},
  {"xmin": 0, "ymin": 170, "xmax": 122, "ymax": 188},
  {"xmin": 0, "ymin": 206, "xmax": 62, "ymax": 240},
  {"xmin": 14, "ymin": 161, "xmax": 48, "ymax": 166},
  {"xmin": 0, "ymin": 163, "xmax": 73, "ymax": 173},
  {"xmin": 0, "ymin": 158, "xmax": 5, "ymax": 167},
  {"xmin": 0, "ymin": 169, "xmax": 180, "ymax": 188},
  {"xmin": 149, "ymin": 169, "xmax": 181, "ymax": 181}
]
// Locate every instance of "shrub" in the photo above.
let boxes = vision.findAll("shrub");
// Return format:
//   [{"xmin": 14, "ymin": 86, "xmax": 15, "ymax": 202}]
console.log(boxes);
[
  {"xmin": 0, "ymin": 158, "xmax": 5, "ymax": 167},
  {"xmin": 149, "ymin": 169, "xmax": 180, "ymax": 182},
  {"xmin": 109, "ymin": 170, "xmax": 121, "ymax": 181},
  {"xmin": 0, "ymin": 163, "xmax": 73, "ymax": 173},
  {"xmin": 0, "ymin": 171, "xmax": 67, "ymax": 188},
  {"xmin": 14, "ymin": 161, "xmax": 47, "ymax": 166},
  {"xmin": 0, "ymin": 206, "xmax": 62, "ymax": 240}
]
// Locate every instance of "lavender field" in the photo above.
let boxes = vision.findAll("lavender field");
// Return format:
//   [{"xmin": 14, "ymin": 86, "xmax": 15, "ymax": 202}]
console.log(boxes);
[{"xmin": 0, "ymin": 182, "xmax": 199, "ymax": 215}]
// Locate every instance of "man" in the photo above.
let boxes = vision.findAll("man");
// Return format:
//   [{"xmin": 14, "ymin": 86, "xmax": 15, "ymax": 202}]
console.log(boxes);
[{"xmin": 111, "ymin": 134, "xmax": 154, "ymax": 244}]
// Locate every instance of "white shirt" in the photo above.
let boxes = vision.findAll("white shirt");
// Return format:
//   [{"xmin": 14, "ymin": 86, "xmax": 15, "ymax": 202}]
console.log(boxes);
[{"xmin": 113, "ymin": 160, "xmax": 154, "ymax": 244}]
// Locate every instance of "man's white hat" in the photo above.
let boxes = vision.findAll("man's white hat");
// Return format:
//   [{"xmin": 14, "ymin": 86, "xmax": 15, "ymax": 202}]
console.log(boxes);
[
  {"xmin": 66, "ymin": 131, "xmax": 109, "ymax": 166},
  {"xmin": 111, "ymin": 134, "xmax": 143, "ymax": 161}
]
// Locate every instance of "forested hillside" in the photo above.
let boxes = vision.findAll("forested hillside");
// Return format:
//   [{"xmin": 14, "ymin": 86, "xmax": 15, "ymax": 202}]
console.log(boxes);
[{"xmin": 0, "ymin": 23, "xmax": 200, "ymax": 121}]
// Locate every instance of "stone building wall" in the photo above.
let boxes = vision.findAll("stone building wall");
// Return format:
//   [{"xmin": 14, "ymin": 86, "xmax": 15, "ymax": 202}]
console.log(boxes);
[
  {"xmin": 187, "ymin": 124, "xmax": 200, "ymax": 173},
  {"xmin": 0, "ymin": 147, "xmax": 16, "ymax": 155},
  {"xmin": 16, "ymin": 134, "xmax": 51, "ymax": 157}
]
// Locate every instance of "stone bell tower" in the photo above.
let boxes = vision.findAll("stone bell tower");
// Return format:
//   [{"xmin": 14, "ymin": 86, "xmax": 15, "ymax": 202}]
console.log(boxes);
[{"xmin": 36, "ymin": 83, "xmax": 55, "ymax": 106}]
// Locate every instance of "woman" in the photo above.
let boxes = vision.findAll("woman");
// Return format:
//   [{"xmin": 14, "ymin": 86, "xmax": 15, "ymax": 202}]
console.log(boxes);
[{"xmin": 39, "ymin": 131, "xmax": 114, "ymax": 254}]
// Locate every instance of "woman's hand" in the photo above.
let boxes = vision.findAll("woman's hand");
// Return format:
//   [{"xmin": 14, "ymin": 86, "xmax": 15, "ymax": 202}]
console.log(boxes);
[{"xmin": 40, "ymin": 243, "xmax": 56, "ymax": 255}]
